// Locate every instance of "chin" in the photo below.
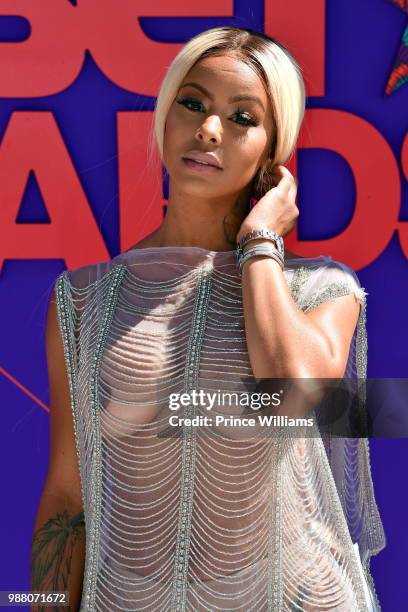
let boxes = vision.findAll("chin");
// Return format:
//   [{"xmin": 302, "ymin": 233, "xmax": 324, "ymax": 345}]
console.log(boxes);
[
  {"xmin": 183, "ymin": 185, "xmax": 224, "ymax": 199},
  {"xmin": 171, "ymin": 176, "xmax": 225, "ymax": 198}
]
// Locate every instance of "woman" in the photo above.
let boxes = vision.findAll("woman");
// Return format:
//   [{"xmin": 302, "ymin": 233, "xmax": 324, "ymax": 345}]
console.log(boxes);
[{"xmin": 32, "ymin": 27, "xmax": 385, "ymax": 611}]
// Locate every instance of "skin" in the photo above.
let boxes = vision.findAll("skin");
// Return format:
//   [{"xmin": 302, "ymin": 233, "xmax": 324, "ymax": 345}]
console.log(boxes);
[
  {"xmin": 130, "ymin": 53, "xmax": 299, "ymax": 256},
  {"xmin": 127, "ymin": 52, "xmax": 360, "ymax": 383},
  {"xmin": 33, "ymin": 53, "xmax": 360, "ymax": 610},
  {"xmin": 149, "ymin": 59, "xmax": 362, "ymax": 607},
  {"xmin": 30, "ymin": 494, "xmax": 85, "ymax": 612},
  {"xmin": 28, "ymin": 55, "xmax": 359, "ymax": 612}
]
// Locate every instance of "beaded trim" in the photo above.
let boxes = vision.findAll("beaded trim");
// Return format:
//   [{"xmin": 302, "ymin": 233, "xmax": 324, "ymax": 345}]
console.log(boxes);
[
  {"xmin": 267, "ymin": 427, "xmax": 285, "ymax": 610},
  {"xmin": 302, "ymin": 277, "xmax": 385, "ymax": 610},
  {"xmin": 85, "ymin": 264, "xmax": 126, "ymax": 611},
  {"xmin": 363, "ymin": 562, "xmax": 383, "ymax": 611},
  {"xmin": 357, "ymin": 301, "xmax": 385, "ymax": 611},
  {"xmin": 356, "ymin": 296, "xmax": 369, "ymax": 433},
  {"xmin": 303, "ymin": 281, "xmax": 359, "ymax": 313},
  {"xmin": 289, "ymin": 265, "xmax": 312, "ymax": 307},
  {"xmin": 317, "ymin": 434, "xmax": 370, "ymax": 612},
  {"xmin": 55, "ymin": 271, "xmax": 87, "ymax": 514},
  {"xmin": 170, "ymin": 264, "xmax": 213, "ymax": 611}
]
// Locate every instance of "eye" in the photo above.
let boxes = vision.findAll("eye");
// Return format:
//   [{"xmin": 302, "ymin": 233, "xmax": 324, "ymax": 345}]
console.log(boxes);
[
  {"xmin": 231, "ymin": 109, "xmax": 259, "ymax": 127},
  {"xmin": 176, "ymin": 98, "xmax": 206, "ymax": 112},
  {"xmin": 176, "ymin": 97, "xmax": 258, "ymax": 127}
]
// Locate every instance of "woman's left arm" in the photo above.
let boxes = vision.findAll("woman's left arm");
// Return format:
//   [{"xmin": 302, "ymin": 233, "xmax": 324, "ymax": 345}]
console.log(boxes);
[
  {"xmin": 237, "ymin": 165, "xmax": 360, "ymax": 379},
  {"xmin": 240, "ymin": 254, "xmax": 360, "ymax": 379}
]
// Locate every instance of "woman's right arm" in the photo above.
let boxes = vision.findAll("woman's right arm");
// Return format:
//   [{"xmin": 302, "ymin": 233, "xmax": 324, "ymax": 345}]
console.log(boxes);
[{"xmin": 30, "ymin": 287, "xmax": 85, "ymax": 612}]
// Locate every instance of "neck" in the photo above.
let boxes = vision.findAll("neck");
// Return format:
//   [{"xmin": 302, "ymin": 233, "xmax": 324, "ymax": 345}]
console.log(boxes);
[{"xmin": 154, "ymin": 183, "xmax": 251, "ymax": 252}]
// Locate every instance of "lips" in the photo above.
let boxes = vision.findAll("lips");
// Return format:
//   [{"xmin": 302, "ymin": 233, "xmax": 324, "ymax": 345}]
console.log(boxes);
[
  {"xmin": 182, "ymin": 158, "xmax": 221, "ymax": 174},
  {"xmin": 184, "ymin": 158, "xmax": 217, "ymax": 167},
  {"xmin": 182, "ymin": 150, "xmax": 222, "ymax": 169}
]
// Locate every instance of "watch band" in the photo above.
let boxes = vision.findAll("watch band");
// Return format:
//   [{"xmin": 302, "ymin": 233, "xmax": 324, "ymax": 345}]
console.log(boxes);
[{"xmin": 236, "ymin": 229, "xmax": 284, "ymax": 259}]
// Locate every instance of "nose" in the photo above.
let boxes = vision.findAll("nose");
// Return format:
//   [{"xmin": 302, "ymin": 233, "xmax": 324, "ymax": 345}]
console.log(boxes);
[{"xmin": 195, "ymin": 115, "xmax": 223, "ymax": 145}]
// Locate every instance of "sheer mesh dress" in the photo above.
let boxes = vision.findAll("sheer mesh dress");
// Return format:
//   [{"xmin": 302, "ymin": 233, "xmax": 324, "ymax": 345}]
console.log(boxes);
[{"xmin": 54, "ymin": 247, "xmax": 385, "ymax": 611}]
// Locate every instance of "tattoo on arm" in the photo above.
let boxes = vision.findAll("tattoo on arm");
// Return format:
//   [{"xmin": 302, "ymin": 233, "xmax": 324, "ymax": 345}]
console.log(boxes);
[{"xmin": 31, "ymin": 509, "xmax": 85, "ymax": 611}]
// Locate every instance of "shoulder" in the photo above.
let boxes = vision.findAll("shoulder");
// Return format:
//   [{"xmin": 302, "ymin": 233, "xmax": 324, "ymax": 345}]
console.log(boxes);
[
  {"xmin": 54, "ymin": 257, "xmax": 120, "ymax": 292},
  {"xmin": 51, "ymin": 257, "xmax": 125, "ymax": 331},
  {"xmin": 289, "ymin": 257, "xmax": 368, "ymax": 312},
  {"xmin": 309, "ymin": 258, "xmax": 367, "ymax": 301}
]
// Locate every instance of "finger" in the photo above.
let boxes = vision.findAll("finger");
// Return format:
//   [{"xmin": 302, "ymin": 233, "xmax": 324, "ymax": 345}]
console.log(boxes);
[
  {"xmin": 275, "ymin": 175, "xmax": 294, "ymax": 195},
  {"xmin": 277, "ymin": 165, "xmax": 292, "ymax": 178},
  {"xmin": 277, "ymin": 166, "xmax": 298, "ymax": 195},
  {"xmin": 277, "ymin": 165, "xmax": 299, "ymax": 186},
  {"xmin": 289, "ymin": 176, "xmax": 298, "ymax": 198}
]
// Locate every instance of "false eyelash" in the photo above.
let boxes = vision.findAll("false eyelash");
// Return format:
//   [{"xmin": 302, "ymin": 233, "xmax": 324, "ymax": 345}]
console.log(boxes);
[
  {"xmin": 233, "ymin": 107, "xmax": 259, "ymax": 127},
  {"xmin": 176, "ymin": 97, "xmax": 259, "ymax": 127}
]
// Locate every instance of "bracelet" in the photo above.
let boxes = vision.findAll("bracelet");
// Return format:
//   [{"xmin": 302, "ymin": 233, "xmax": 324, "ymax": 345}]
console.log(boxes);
[
  {"xmin": 239, "ymin": 247, "xmax": 284, "ymax": 274},
  {"xmin": 236, "ymin": 229, "xmax": 284, "ymax": 259},
  {"xmin": 237, "ymin": 245, "xmax": 284, "ymax": 275},
  {"xmin": 239, "ymin": 244, "xmax": 284, "ymax": 264},
  {"xmin": 240, "ymin": 244, "xmax": 284, "ymax": 263}
]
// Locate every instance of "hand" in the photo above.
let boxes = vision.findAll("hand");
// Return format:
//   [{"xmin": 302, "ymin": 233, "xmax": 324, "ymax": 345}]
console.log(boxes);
[{"xmin": 236, "ymin": 165, "xmax": 299, "ymax": 240}]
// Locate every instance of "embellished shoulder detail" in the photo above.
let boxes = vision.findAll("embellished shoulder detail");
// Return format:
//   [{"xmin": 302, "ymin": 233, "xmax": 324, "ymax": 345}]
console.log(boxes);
[
  {"xmin": 288, "ymin": 265, "xmax": 313, "ymax": 307},
  {"xmin": 294, "ymin": 259, "xmax": 368, "ymax": 314},
  {"xmin": 55, "ymin": 259, "xmax": 119, "ymax": 292},
  {"xmin": 52, "ymin": 261, "xmax": 125, "ymax": 379},
  {"xmin": 304, "ymin": 281, "xmax": 366, "ymax": 314}
]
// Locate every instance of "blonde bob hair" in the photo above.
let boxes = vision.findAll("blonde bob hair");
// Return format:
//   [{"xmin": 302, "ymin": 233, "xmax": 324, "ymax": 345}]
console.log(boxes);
[{"xmin": 152, "ymin": 26, "xmax": 305, "ymax": 199}]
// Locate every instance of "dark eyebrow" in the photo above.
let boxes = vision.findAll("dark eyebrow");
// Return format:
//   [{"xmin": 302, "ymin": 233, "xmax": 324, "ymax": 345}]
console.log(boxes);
[{"xmin": 178, "ymin": 82, "xmax": 266, "ymax": 112}]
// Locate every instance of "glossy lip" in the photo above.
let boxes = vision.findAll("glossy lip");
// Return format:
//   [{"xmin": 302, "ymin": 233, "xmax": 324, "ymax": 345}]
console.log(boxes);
[
  {"xmin": 182, "ymin": 158, "xmax": 221, "ymax": 174},
  {"xmin": 182, "ymin": 149, "xmax": 223, "ymax": 169}
]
